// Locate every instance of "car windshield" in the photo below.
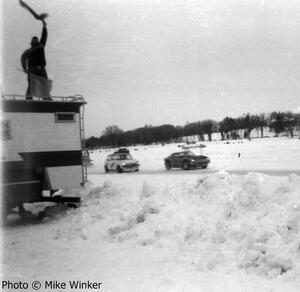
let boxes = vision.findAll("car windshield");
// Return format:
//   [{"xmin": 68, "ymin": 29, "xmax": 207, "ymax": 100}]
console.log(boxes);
[
  {"xmin": 119, "ymin": 154, "xmax": 132, "ymax": 160},
  {"xmin": 186, "ymin": 151, "xmax": 196, "ymax": 156}
]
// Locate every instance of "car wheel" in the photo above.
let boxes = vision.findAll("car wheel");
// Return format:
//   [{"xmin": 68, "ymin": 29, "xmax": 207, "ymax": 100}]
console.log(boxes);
[
  {"xmin": 182, "ymin": 160, "xmax": 190, "ymax": 170},
  {"xmin": 117, "ymin": 166, "xmax": 123, "ymax": 173},
  {"xmin": 165, "ymin": 161, "xmax": 171, "ymax": 170},
  {"xmin": 202, "ymin": 164, "xmax": 208, "ymax": 169},
  {"xmin": 105, "ymin": 166, "xmax": 109, "ymax": 173}
]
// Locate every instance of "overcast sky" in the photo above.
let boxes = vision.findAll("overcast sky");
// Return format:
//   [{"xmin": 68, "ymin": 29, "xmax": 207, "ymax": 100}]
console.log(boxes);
[{"xmin": 1, "ymin": 0, "xmax": 300, "ymax": 137}]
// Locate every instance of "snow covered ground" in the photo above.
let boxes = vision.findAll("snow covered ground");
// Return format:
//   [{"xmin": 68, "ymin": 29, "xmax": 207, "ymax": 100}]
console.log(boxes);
[{"xmin": 2, "ymin": 137, "xmax": 300, "ymax": 292}]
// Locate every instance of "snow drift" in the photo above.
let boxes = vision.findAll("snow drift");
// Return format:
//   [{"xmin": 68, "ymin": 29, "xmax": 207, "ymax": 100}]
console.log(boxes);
[{"xmin": 52, "ymin": 172, "xmax": 300, "ymax": 279}]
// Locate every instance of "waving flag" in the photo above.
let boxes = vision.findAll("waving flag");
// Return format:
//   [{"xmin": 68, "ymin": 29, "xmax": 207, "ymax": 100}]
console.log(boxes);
[{"xmin": 19, "ymin": 0, "xmax": 49, "ymax": 20}]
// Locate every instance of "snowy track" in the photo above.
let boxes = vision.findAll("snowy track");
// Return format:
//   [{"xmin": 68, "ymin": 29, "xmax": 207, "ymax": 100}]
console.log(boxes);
[{"xmin": 88, "ymin": 168, "xmax": 300, "ymax": 176}]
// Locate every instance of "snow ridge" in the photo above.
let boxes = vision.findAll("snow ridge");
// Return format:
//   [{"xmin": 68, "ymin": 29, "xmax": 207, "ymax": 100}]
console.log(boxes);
[{"xmin": 54, "ymin": 172, "xmax": 300, "ymax": 278}]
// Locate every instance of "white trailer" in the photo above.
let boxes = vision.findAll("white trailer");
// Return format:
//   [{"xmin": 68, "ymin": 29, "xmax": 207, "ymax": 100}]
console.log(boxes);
[{"xmin": 1, "ymin": 94, "xmax": 87, "ymax": 216}]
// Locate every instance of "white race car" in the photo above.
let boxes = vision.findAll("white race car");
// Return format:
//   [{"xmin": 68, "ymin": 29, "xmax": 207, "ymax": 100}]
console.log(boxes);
[{"xmin": 104, "ymin": 151, "xmax": 139, "ymax": 173}]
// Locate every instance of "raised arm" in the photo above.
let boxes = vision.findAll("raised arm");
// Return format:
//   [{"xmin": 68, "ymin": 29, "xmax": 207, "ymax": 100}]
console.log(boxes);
[{"xmin": 40, "ymin": 21, "xmax": 48, "ymax": 46}]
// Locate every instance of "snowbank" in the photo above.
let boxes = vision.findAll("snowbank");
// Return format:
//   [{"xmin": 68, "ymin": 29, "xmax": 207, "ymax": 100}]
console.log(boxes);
[{"xmin": 53, "ymin": 172, "xmax": 300, "ymax": 279}]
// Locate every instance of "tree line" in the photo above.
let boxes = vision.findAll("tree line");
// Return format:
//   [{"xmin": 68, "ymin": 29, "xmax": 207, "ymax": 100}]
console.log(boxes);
[{"xmin": 85, "ymin": 111, "xmax": 300, "ymax": 149}]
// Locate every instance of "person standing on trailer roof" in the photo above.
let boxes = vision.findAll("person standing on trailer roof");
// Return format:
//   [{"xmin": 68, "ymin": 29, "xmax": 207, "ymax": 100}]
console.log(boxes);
[{"xmin": 20, "ymin": 0, "xmax": 50, "ymax": 100}]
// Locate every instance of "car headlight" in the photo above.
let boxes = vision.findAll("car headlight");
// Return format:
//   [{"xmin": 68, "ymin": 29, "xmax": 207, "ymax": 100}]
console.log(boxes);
[
  {"xmin": 190, "ymin": 159, "xmax": 195, "ymax": 162},
  {"xmin": 122, "ymin": 163, "xmax": 126, "ymax": 166}
]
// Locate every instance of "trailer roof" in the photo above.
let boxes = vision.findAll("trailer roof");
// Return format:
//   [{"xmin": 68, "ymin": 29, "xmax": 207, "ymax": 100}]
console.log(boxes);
[
  {"xmin": 1, "ymin": 95, "xmax": 86, "ymax": 113},
  {"xmin": 1, "ymin": 94, "xmax": 86, "ymax": 103}
]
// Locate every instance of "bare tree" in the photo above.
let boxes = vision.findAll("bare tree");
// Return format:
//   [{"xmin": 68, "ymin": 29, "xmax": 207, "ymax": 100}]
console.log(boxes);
[
  {"xmin": 201, "ymin": 119, "xmax": 216, "ymax": 141},
  {"xmin": 258, "ymin": 113, "xmax": 267, "ymax": 138},
  {"xmin": 102, "ymin": 125, "xmax": 124, "ymax": 147}
]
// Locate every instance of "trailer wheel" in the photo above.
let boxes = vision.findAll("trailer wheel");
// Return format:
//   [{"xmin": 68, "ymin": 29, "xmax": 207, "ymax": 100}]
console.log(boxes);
[{"xmin": 66, "ymin": 202, "xmax": 81, "ymax": 208}]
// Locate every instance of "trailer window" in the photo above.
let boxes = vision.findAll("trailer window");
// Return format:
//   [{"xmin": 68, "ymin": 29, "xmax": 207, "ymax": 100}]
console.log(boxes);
[
  {"xmin": 1, "ymin": 120, "xmax": 11, "ymax": 140},
  {"xmin": 55, "ymin": 112, "xmax": 76, "ymax": 123}
]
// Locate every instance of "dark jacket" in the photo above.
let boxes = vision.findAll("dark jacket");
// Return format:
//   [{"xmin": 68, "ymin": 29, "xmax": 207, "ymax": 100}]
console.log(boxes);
[{"xmin": 21, "ymin": 26, "xmax": 47, "ymax": 70}]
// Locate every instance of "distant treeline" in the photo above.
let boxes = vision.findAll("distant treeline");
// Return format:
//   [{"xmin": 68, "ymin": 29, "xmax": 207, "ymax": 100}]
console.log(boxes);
[{"xmin": 85, "ymin": 111, "xmax": 300, "ymax": 149}]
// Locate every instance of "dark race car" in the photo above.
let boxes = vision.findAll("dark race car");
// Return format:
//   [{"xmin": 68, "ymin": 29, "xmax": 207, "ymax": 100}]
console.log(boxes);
[{"xmin": 164, "ymin": 151, "xmax": 210, "ymax": 170}]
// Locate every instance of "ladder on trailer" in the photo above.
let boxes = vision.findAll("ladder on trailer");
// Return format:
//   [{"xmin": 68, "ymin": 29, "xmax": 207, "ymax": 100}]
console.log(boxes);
[{"xmin": 76, "ymin": 94, "xmax": 88, "ymax": 185}]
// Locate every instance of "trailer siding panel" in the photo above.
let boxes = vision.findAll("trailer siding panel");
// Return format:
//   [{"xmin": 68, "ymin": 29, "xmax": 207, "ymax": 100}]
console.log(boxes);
[{"xmin": 2, "ymin": 113, "xmax": 81, "ymax": 157}]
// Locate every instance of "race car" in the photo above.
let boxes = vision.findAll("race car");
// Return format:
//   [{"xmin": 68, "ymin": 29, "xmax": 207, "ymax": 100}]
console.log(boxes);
[
  {"xmin": 104, "ymin": 151, "xmax": 139, "ymax": 173},
  {"xmin": 164, "ymin": 150, "xmax": 210, "ymax": 170}
]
